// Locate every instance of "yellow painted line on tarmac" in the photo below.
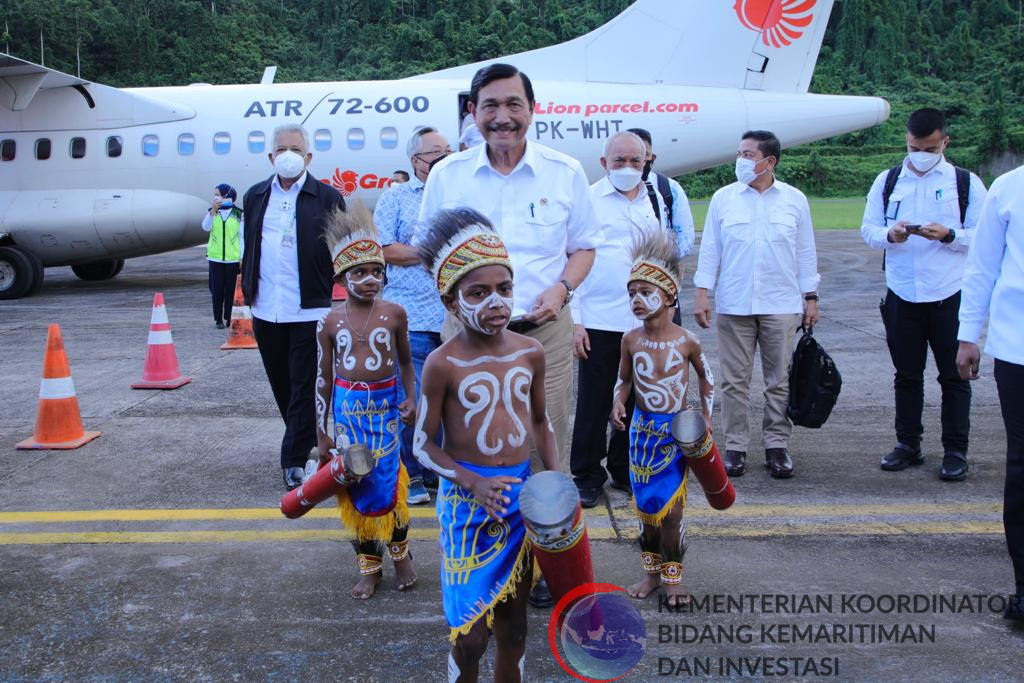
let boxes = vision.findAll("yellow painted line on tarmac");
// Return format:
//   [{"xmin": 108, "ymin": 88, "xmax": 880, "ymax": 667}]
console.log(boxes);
[
  {"xmin": 0, "ymin": 502, "xmax": 1000, "ymax": 525},
  {"xmin": 0, "ymin": 522, "xmax": 1002, "ymax": 546}
]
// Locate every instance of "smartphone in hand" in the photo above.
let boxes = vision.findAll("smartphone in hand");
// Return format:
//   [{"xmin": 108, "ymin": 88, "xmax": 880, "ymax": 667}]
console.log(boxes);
[{"xmin": 904, "ymin": 224, "xmax": 922, "ymax": 235}]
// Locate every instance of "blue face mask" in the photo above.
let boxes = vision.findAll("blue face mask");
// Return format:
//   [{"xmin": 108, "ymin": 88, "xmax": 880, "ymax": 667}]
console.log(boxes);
[{"xmin": 221, "ymin": 199, "xmax": 233, "ymax": 208}]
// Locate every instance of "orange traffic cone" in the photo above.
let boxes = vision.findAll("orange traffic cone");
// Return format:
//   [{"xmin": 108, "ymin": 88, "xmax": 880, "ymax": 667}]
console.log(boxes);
[
  {"xmin": 332, "ymin": 282, "xmax": 347, "ymax": 301},
  {"xmin": 17, "ymin": 324, "xmax": 101, "ymax": 450},
  {"xmin": 132, "ymin": 293, "xmax": 191, "ymax": 389},
  {"xmin": 221, "ymin": 274, "xmax": 258, "ymax": 350}
]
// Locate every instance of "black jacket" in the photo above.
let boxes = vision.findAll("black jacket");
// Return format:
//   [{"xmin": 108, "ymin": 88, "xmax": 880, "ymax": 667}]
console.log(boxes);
[{"xmin": 240, "ymin": 173, "xmax": 345, "ymax": 310}]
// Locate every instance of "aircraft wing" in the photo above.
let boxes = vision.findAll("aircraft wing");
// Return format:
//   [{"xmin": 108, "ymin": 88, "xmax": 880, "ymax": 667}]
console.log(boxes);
[{"xmin": 0, "ymin": 53, "xmax": 90, "ymax": 111}]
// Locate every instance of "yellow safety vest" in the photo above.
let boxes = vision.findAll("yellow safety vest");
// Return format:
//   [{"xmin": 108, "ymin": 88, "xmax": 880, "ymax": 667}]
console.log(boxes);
[{"xmin": 207, "ymin": 209, "xmax": 242, "ymax": 262}]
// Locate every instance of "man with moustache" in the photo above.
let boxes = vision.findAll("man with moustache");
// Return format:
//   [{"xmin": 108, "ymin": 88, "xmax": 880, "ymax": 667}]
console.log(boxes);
[
  {"xmin": 417, "ymin": 62, "xmax": 599, "ymax": 608},
  {"xmin": 240, "ymin": 123, "xmax": 345, "ymax": 490}
]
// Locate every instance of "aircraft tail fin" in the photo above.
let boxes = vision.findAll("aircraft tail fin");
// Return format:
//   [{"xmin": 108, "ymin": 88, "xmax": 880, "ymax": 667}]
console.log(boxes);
[{"xmin": 416, "ymin": 0, "xmax": 833, "ymax": 93}]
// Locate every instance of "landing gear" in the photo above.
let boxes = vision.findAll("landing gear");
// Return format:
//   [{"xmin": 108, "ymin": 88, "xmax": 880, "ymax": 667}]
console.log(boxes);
[
  {"xmin": 0, "ymin": 246, "xmax": 44, "ymax": 300},
  {"xmin": 71, "ymin": 259, "xmax": 124, "ymax": 281}
]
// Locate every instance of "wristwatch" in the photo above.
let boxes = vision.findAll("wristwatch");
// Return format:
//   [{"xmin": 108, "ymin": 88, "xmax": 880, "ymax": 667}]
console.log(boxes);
[
  {"xmin": 941, "ymin": 228, "xmax": 956, "ymax": 244},
  {"xmin": 560, "ymin": 278, "xmax": 575, "ymax": 303},
  {"xmin": 804, "ymin": 293, "xmax": 819, "ymax": 302}
]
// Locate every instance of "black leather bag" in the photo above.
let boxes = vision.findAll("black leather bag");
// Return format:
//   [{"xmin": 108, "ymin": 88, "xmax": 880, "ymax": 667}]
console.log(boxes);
[{"xmin": 787, "ymin": 326, "xmax": 842, "ymax": 428}]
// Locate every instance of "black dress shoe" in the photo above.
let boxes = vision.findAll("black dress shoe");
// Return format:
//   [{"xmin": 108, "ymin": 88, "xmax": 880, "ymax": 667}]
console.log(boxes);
[
  {"xmin": 939, "ymin": 451, "xmax": 969, "ymax": 481},
  {"xmin": 215, "ymin": 320, "xmax": 225, "ymax": 329},
  {"xmin": 608, "ymin": 478, "xmax": 632, "ymax": 494},
  {"xmin": 880, "ymin": 444, "xmax": 924, "ymax": 471},
  {"xmin": 764, "ymin": 448, "xmax": 794, "ymax": 479},
  {"xmin": 282, "ymin": 467, "xmax": 304, "ymax": 491},
  {"xmin": 578, "ymin": 488, "xmax": 601, "ymax": 508},
  {"xmin": 724, "ymin": 450, "xmax": 746, "ymax": 477},
  {"xmin": 528, "ymin": 577, "xmax": 554, "ymax": 609}
]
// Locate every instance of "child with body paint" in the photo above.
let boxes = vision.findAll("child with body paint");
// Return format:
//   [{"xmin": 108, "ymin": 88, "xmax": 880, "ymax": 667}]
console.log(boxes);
[
  {"xmin": 611, "ymin": 230, "xmax": 714, "ymax": 608},
  {"xmin": 315, "ymin": 205, "xmax": 417, "ymax": 600},
  {"xmin": 414, "ymin": 208, "xmax": 558, "ymax": 683}
]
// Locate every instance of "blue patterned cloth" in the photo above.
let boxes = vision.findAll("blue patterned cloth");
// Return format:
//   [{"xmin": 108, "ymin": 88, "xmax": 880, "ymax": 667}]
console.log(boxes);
[
  {"xmin": 629, "ymin": 408, "xmax": 688, "ymax": 524},
  {"xmin": 438, "ymin": 460, "xmax": 531, "ymax": 641},
  {"xmin": 373, "ymin": 178, "xmax": 446, "ymax": 333}
]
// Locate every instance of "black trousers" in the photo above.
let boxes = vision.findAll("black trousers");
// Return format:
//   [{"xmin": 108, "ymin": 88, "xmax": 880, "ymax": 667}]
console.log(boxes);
[
  {"xmin": 995, "ymin": 359, "xmax": 1024, "ymax": 595},
  {"xmin": 208, "ymin": 261, "xmax": 240, "ymax": 324},
  {"xmin": 252, "ymin": 317, "xmax": 318, "ymax": 469},
  {"xmin": 881, "ymin": 289, "xmax": 971, "ymax": 453},
  {"xmin": 570, "ymin": 329, "xmax": 633, "ymax": 490}
]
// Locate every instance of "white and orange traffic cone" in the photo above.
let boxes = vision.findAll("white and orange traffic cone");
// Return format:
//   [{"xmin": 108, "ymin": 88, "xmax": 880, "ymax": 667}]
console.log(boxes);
[
  {"xmin": 221, "ymin": 275, "xmax": 258, "ymax": 350},
  {"xmin": 17, "ymin": 324, "xmax": 101, "ymax": 450},
  {"xmin": 132, "ymin": 292, "xmax": 191, "ymax": 389}
]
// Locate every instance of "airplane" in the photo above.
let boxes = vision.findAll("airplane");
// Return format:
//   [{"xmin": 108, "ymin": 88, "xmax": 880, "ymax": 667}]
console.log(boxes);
[{"xmin": 0, "ymin": 0, "xmax": 888, "ymax": 300}]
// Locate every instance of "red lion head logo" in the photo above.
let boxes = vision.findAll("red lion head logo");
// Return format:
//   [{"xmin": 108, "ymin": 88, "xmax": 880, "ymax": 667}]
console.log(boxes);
[
  {"xmin": 734, "ymin": 0, "xmax": 816, "ymax": 48},
  {"xmin": 330, "ymin": 169, "xmax": 359, "ymax": 197}
]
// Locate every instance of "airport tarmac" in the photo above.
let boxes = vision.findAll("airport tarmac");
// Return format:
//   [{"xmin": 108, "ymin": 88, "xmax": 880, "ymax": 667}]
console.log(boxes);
[{"xmin": 1, "ymin": 230, "xmax": 1021, "ymax": 681}]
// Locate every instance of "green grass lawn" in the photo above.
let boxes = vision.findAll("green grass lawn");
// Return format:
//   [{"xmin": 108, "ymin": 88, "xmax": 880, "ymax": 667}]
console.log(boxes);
[{"xmin": 690, "ymin": 197, "xmax": 866, "ymax": 230}]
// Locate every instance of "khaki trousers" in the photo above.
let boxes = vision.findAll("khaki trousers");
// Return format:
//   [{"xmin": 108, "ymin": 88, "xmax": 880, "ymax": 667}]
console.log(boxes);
[
  {"xmin": 716, "ymin": 313, "xmax": 802, "ymax": 452},
  {"xmin": 442, "ymin": 307, "xmax": 573, "ymax": 473}
]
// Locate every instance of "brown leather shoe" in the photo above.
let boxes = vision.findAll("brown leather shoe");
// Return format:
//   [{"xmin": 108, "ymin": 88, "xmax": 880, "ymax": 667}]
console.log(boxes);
[
  {"xmin": 724, "ymin": 450, "xmax": 746, "ymax": 477},
  {"xmin": 764, "ymin": 448, "xmax": 794, "ymax": 479}
]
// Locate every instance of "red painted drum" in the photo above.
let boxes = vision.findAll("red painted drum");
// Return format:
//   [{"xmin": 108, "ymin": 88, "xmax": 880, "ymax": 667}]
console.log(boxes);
[
  {"xmin": 671, "ymin": 410, "xmax": 736, "ymax": 510},
  {"xmin": 519, "ymin": 471, "xmax": 596, "ymax": 604},
  {"xmin": 280, "ymin": 444, "xmax": 374, "ymax": 519}
]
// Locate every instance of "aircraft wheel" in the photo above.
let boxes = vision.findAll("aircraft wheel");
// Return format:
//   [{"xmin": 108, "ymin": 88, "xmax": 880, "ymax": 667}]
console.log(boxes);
[
  {"xmin": 0, "ymin": 246, "xmax": 36, "ymax": 300},
  {"xmin": 23, "ymin": 248, "xmax": 45, "ymax": 294},
  {"xmin": 72, "ymin": 259, "xmax": 122, "ymax": 281}
]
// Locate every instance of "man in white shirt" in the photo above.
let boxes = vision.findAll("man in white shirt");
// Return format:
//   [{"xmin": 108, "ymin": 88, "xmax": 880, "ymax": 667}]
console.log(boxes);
[
  {"xmin": 418, "ymin": 63, "xmax": 598, "ymax": 475},
  {"xmin": 627, "ymin": 127, "xmax": 696, "ymax": 257},
  {"xmin": 861, "ymin": 108, "xmax": 986, "ymax": 481},
  {"xmin": 570, "ymin": 131, "xmax": 660, "ymax": 507},
  {"xmin": 956, "ymin": 163, "xmax": 1024, "ymax": 619},
  {"xmin": 694, "ymin": 130, "xmax": 820, "ymax": 479},
  {"xmin": 240, "ymin": 124, "xmax": 345, "ymax": 490}
]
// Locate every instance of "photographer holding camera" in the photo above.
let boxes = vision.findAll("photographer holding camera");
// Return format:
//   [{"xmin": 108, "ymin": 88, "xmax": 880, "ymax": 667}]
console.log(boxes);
[{"xmin": 861, "ymin": 108, "xmax": 986, "ymax": 481}]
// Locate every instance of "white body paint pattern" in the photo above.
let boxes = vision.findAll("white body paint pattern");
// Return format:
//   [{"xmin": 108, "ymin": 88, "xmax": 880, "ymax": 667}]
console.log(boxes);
[
  {"xmin": 631, "ymin": 291, "xmax": 663, "ymax": 319},
  {"xmin": 457, "ymin": 290, "xmax": 514, "ymax": 335},
  {"xmin": 412, "ymin": 394, "xmax": 456, "ymax": 479},
  {"xmin": 633, "ymin": 351, "xmax": 685, "ymax": 413},
  {"xmin": 700, "ymin": 352, "xmax": 715, "ymax": 415},
  {"xmin": 457, "ymin": 367, "xmax": 533, "ymax": 456},
  {"xmin": 335, "ymin": 328, "xmax": 356, "ymax": 372},
  {"xmin": 446, "ymin": 347, "xmax": 534, "ymax": 368},
  {"xmin": 364, "ymin": 327, "xmax": 392, "ymax": 371},
  {"xmin": 315, "ymin": 316, "xmax": 328, "ymax": 434},
  {"xmin": 345, "ymin": 272, "xmax": 383, "ymax": 299}
]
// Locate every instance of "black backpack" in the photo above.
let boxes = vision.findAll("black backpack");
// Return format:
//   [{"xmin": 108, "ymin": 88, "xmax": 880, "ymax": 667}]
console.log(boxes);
[
  {"xmin": 787, "ymin": 326, "xmax": 842, "ymax": 429},
  {"xmin": 643, "ymin": 172, "xmax": 674, "ymax": 229}
]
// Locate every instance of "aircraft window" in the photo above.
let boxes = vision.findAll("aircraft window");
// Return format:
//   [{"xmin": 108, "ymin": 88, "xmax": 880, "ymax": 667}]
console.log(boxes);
[
  {"xmin": 70, "ymin": 137, "xmax": 86, "ymax": 159},
  {"xmin": 247, "ymin": 131, "xmax": 265, "ymax": 154},
  {"xmin": 0, "ymin": 139, "xmax": 13, "ymax": 161},
  {"xmin": 142, "ymin": 135, "xmax": 159, "ymax": 157},
  {"xmin": 178, "ymin": 134, "xmax": 195, "ymax": 156},
  {"xmin": 107, "ymin": 136, "xmax": 123, "ymax": 158},
  {"xmin": 380, "ymin": 127, "xmax": 399, "ymax": 149},
  {"xmin": 347, "ymin": 128, "xmax": 365, "ymax": 151},
  {"xmin": 35, "ymin": 138, "xmax": 52, "ymax": 160},
  {"xmin": 213, "ymin": 132, "xmax": 231, "ymax": 155},
  {"xmin": 314, "ymin": 129, "xmax": 332, "ymax": 152}
]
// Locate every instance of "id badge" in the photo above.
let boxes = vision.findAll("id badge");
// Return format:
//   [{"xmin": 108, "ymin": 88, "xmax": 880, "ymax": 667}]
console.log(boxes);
[{"xmin": 281, "ymin": 233, "xmax": 295, "ymax": 249}]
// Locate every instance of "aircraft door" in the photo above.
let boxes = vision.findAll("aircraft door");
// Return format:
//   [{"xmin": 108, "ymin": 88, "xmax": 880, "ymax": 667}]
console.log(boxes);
[{"xmin": 93, "ymin": 191, "xmax": 145, "ymax": 257}]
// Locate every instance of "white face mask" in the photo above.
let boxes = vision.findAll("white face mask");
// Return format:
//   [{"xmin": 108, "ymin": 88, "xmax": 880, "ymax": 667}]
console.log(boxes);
[
  {"xmin": 457, "ymin": 290, "xmax": 513, "ymax": 335},
  {"xmin": 274, "ymin": 150, "xmax": 306, "ymax": 179},
  {"xmin": 735, "ymin": 157, "xmax": 769, "ymax": 185},
  {"xmin": 608, "ymin": 167, "xmax": 643, "ymax": 192},
  {"xmin": 907, "ymin": 150, "xmax": 942, "ymax": 173},
  {"xmin": 345, "ymin": 272, "xmax": 382, "ymax": 299},
  {"xmin": 631, "ymin": 291, "xmax": 663, "ymax": 319}
]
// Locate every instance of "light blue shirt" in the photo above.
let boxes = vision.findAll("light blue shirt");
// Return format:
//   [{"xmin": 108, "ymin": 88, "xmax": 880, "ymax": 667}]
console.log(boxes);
[{"xmin": 374, "ymin": 177, "xmax": 445, "ymax": 333}]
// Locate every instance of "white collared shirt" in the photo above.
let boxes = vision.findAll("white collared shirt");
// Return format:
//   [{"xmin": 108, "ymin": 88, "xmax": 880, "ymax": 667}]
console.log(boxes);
[
  {"xmin": 694, "ymin": 178, "xmax": 819, "ymax": 315},
  {"xmin": 861, "ymin": 158, "xmax": 986, "ymax": 303},
  {"xmin": 571, "ymin": 176, "xmax": 661, "ymax": 332},
  {"xmin": 251, "ymin": 172, "xmax": 330, "ymax": 323},
  {"xmin": 417, "ymin": 140, "xmax": 599, "ymax": 318},
  {"xmin": 958, "ymin": 164, "xmax": 1024, "ymax": 364}
]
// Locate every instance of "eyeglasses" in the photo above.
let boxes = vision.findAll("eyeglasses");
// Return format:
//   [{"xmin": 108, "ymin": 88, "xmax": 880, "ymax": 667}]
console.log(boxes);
[{"xmin": 414, "ymin": 148, "xmax": 453, "ymax": 161}]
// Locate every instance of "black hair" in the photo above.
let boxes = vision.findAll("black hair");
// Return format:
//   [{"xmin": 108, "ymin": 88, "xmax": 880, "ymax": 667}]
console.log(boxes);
[
  {"xmin": 469, "ymin": 63, "xmax": 535, "ymax": 107},
  {"xmin": 418, "ymin": 207, "xmax": 495, "ymax": 274},
  {"xmin": 215, "ymin": 183, "xmax": 237, "ymax": 201},
  {"xmin": 392, "ymin": 170, "xmax": 410, "ymax": 180},
  {"xmin": 627, "ymin": 127, "xmax": 653, "ymax": 147},
  {"xmin": 741, "ymin": 130, "xmax": 781, "ymax": 162},
  {"xmin": 906, "ymin": 108, "xmax": 946, "ymax": 138}
]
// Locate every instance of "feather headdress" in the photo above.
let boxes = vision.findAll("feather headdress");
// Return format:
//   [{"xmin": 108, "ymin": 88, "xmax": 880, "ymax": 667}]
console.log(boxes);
[
  {"xmin": 418, "ymin": 208, "xmax": 512, "ymax": 295},
  {"xmin": 629, "ymin": 230, "xmax": 683, "ymax": 298},
  {"xmin": 323, "ymin": 203, "xmax": 385, "ymax": 277}
]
